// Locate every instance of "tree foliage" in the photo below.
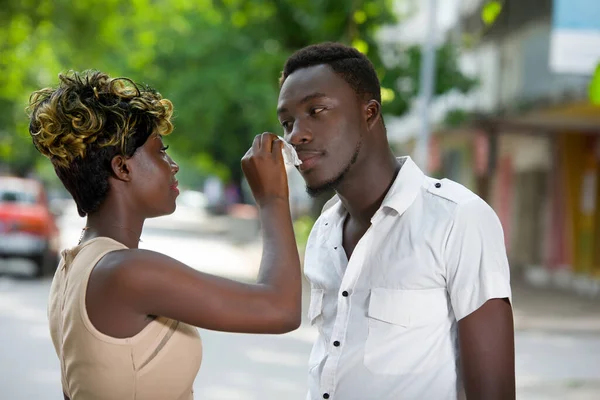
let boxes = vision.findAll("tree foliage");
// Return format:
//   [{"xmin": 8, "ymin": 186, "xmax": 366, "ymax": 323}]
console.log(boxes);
[
  {"xmin": 0, "ymin": 0, "xmax": 473, "ymax": 188},
  {"xmin": 590, "ymin": 63, "xmax": 600, "ymax": 105}
]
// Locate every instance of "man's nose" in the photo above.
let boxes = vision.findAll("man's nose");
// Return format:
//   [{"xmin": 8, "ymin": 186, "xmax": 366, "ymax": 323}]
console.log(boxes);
[{"xmin": 287, "ymin": 119, "xmax": 312, "ymax": 146}]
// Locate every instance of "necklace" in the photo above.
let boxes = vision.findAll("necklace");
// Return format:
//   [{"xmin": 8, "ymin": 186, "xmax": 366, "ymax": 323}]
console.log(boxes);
[{"xmin": 78, "ymin": 225, "xmax": 143, "ymax": 245}]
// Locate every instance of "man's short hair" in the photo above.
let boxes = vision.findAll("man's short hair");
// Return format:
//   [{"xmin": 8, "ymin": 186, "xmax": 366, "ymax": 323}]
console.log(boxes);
[{"xmin": 280, "ymin": 42, "xmax": 381, "ymax": 104}]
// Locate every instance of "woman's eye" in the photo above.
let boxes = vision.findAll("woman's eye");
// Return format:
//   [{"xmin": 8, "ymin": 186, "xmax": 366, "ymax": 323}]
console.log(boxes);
[
  {"xmin": 281, "ymin": 121, "xmax": 291, "ymax": 130},
  {"xmin": 161, "ymin": 145, "xmax": 170, "ymax": 152},
  {"xmin": 311, "ymin": 107, "xmax": 326, "ymax": 115}
]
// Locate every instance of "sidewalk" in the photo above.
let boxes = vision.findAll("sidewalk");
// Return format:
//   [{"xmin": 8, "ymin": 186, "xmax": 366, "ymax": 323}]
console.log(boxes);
[
  {"xmin": 144, "ymin": 213, "xmax": 230, "ymax": 236},
  {"xmin": 512, "ymin": 278, "xmax": 600, "ymax": 334},
  {"xmin": 511, "ymin": 280, "xmax": 600, "ymax": 399},
  {"xmin": 518, "ymin": 380, "xmax": 600, "ymax": 400},
  {"xmin": 59, "ymin": 199, "xmax": 233, "ymax": 237}
]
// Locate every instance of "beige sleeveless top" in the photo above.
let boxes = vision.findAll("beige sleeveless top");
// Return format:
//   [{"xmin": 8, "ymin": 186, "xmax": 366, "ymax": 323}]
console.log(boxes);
[{"xmin": 48, "ymin": 237, "xmax": 203, "ymax": 400}]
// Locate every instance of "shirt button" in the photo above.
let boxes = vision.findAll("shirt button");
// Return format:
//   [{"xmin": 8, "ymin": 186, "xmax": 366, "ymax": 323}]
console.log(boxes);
[
  {"xmin": 323, "ymin": 394, "xmax": 330, "ymax": 399},
  {"xmin": 333, "ymin": 341, "xmax": 340, "ymax": 347},
  {"xmin": 435, "ymin": 182, "xmax": 441, "ymax": 188},
  {"xmin": 334, "ymin": 246, "xmax": 338, "ymax": 250},
  {"xmin": 342, "ymin": 291, "xmax": 349, "ymax": 297}
]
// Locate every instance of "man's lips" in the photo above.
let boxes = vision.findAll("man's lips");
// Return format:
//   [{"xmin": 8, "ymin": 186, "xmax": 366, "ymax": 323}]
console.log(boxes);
[
  {"xmin": 170, "ymin": 180, "xmax": 179, "ymax": 191},
  {"xmin": 296, "ymin": 151, "xmax": 322, "ymax": 171},
  {"xmin": 297, "ymin": 151, "xmax": 322, "ymax": 162}
]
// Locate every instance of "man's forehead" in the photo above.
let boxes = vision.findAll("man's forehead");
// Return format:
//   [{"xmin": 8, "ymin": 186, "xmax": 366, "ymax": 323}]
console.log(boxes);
[
  {"xmin": 278, "ymin": 65, "xmax": 341, "ymax": 104},
  {"xmin": 282, "ymin": 65, "xmax": 336, "ymax": 91}
]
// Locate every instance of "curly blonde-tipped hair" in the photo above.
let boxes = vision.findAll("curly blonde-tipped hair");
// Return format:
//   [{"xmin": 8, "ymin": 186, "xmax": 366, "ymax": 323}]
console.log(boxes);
[
  {"xmin": 27, "ymin": 70, "xmax": 175, "ymax": 217},
  {"xmin": 28, "ymin": 70, "xmax": 173, "ymax": 168}
]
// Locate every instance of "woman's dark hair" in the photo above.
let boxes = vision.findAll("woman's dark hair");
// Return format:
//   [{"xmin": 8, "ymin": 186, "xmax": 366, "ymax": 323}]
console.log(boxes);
[{"xmin": 27, "ymin": 70, "xmax": 174, "ymax": 216}]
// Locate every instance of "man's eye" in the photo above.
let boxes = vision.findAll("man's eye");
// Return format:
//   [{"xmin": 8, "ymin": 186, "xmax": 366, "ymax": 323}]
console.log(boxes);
[
  {"xmin": 161, "ymin": 145, "xmax": 170, "ymax": 152},
  {"xmin": 311, "ymin": 107, "xmax": 326, "ymax": 115},
  {"xmin": 281, "ymin": 121, "xmax": 291, "ymax": 130}
]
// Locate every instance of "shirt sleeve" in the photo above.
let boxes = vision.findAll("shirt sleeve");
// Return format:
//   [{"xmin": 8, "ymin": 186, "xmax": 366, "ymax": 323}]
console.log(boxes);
[{"xmin": 445, "ymin": 197, "xmax": 512, "ymax": 321}]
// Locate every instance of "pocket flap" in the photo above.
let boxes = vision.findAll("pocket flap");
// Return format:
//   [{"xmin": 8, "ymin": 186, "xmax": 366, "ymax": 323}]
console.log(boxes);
[
  {"xmin": 368, "ymin": 288, "xmax": 449, "ymax": 326},
  {"xmin": 367, "ymin": 288, "xmax": 411, "ymax": 326}
]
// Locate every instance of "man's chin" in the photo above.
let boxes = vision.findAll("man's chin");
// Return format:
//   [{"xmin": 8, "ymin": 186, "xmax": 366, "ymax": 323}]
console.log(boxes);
[
  {"xmin": 305, "ymin": 177, "xmax": 340, "ymax": 198},
  {"xmin": 304, "ymin": 156, "xmax": 355, "ymax": 198},
  {"xmin": 306, "ymin": 184, "xmax": 331, "ymax": 198}
]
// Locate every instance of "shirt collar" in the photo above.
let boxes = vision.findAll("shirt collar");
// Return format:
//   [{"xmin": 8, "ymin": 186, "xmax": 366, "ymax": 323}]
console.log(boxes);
[
  {"xmin": 321, "ymin": 156, "xmax": 425, "ymax": 224},
  {"xmin": 380, "ymin": 156, "xmax": 425, "ymax": 216}
]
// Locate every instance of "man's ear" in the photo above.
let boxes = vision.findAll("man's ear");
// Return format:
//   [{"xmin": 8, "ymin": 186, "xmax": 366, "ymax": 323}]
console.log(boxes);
[
  {"xmin": 110, "ymin": 155, "xmax": 132, "ymax": 182},
  {"xmin": 365, "ymin": 99, "xmax": 382, "ymax": 130}
]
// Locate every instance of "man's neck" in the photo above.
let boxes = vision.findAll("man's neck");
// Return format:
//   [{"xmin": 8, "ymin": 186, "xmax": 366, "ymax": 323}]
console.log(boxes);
[{"xmin": 336, "ymin": 152, "xmax": 401, "ymax": 226}]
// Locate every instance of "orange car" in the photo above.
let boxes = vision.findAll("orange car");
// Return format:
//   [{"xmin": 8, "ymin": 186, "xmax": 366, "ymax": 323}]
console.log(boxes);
[{"xmin": 0, "ymin": 176, "xmax": 61, "ymax": 277}]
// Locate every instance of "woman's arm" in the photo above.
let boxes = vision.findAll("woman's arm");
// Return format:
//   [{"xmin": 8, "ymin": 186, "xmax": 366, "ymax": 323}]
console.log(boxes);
[{"xmin": 97, "ymin": 133, "xmax": 302, "ymax": 333}]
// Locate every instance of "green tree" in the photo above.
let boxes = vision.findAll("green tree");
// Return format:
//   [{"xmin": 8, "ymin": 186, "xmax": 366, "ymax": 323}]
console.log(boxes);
[{"xmin": 0, "ymin": 0, "xmax": 475, "ymax": 197}]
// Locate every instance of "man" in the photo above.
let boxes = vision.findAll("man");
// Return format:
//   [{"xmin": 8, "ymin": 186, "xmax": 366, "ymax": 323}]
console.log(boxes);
[{"xmin": 277, "ymin": 42, "xmax": 515, "ymax": 399}]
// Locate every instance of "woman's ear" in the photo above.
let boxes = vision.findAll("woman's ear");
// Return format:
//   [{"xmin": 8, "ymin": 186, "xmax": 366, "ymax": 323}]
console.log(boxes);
[
  {"xmin": 365, "ymin": 99, "xmax": 382, "ymax": 130},
  {"xmin": 110, "ymin": 155, "xmax": 132, "ymax": 182}
]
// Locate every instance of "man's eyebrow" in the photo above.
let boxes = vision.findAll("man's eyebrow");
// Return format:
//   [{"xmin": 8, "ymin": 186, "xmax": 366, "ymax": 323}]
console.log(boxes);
[{"xmin": 277, "ymin": 92, "xmax": 328, "ymax": 114}]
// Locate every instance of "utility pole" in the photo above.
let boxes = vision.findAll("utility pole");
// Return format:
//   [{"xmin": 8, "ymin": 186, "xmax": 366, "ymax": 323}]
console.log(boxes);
[{"xmin": 414, "ymin": 0, "xmax": 438, "ymax": 173}]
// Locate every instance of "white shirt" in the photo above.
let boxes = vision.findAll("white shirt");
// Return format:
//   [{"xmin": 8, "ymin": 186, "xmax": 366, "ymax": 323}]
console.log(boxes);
[{"xmin": 303, "ymin": 156, "xmax": 512, "ymax": 400}]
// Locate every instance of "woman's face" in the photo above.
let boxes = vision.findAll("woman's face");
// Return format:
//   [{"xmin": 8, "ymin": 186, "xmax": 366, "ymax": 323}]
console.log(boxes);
[{"xmin": 127, "ymin": 133, "xmax": 180, "ymax": 218}]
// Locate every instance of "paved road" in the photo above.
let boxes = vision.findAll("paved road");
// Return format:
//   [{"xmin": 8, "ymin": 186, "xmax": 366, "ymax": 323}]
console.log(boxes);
[
  {"xmin": 2, "ymin": 273, "xmax": 599, "ymax": 399},
  {"xmin": 1, "ymin": 208, "xmax": 313, "ymax": 400},
  {"xmin": 0, "ymin": 276, "xmax": 316, "ymax": 400},
  {"xmin": 1, "ymin": 208, "xmax": 599, "ymax": 399}
]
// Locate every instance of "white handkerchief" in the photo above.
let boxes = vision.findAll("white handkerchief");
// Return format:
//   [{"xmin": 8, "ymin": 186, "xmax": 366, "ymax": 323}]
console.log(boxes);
[{"xmin": 279, "ymin": 137, "xmax": 302, "ymax": 166}]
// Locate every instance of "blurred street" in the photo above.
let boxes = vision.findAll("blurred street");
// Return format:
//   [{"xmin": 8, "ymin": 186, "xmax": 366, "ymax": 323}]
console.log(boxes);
[
  {"xmin": 0, "ymin": 202, "xmax": 598, "ymax": 399},
  {"xmin": 0, "ymin": 201, "xmax": 315, "ymax": 400}
]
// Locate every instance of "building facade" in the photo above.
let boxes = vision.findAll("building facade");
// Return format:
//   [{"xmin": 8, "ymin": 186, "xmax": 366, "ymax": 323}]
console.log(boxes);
[{"xmin": 384, "ymin": 0, "xmax": 600, "ymax": 296}]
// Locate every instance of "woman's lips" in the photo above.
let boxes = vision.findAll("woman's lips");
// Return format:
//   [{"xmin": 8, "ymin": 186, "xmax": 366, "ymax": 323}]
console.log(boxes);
[{"xmin": 170, "ymin": 181, "xmax": 179, "ymax": 194}]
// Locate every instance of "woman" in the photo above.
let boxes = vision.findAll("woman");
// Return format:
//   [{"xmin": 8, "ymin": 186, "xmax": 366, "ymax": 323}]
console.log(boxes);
[{"xmin": 28, "ymin": 71, "xmax": 301, "ymax": 400}]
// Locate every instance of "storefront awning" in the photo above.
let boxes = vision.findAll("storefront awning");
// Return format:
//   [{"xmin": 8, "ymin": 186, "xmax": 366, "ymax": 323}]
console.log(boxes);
[{"xmin": 472, "ymin": 101, "xmax": 600, "ymax": 135}]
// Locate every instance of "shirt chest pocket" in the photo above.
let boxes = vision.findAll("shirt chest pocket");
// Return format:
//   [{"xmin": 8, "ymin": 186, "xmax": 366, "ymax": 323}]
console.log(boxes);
[{"xmin": 364, "ymin": 287, "xmax": 452, "ymax": 375}]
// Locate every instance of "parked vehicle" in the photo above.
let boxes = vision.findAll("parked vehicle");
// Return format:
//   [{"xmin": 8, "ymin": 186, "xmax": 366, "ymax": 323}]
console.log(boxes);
[{"xmin": 0, "ymin": 176, "xmax": 61, "ymax": 277}]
